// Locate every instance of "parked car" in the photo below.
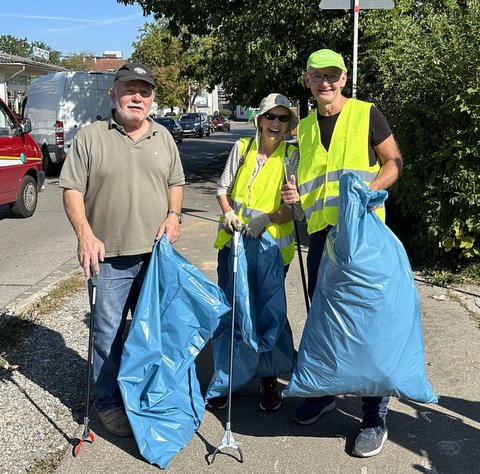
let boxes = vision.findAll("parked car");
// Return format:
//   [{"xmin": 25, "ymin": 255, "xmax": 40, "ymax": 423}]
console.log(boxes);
[
  {"xmin": 212, "ymin": 115, "xmax": 231, "ymax": 131},
  {"xmin": 154, "ymin": 117, "xmax": 183, "ymax": 143},
  {"xmin": 0, "ymin": 99, "xmax": 44, "ymax": 218},
  {"xmin": 178, "ymin": 113, "xmax": 210, "ymax": 138},
  {"xmin": 22, "ymin": 71, "xmax": 115, "ymax": 175}
]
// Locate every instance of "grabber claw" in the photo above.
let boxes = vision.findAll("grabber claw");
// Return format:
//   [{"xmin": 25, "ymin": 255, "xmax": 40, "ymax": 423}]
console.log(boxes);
[
  {"xmin": 208, "ymin": 424, "xmax": 243, "ymax": 464},
  {"xmin": 73, "ymin": 429, "xmax": 95, "ymax": 457}
]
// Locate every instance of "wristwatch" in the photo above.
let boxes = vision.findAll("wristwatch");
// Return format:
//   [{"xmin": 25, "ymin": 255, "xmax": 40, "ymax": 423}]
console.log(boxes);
[{"xmin": 167, "ymin": 210, "xmax": 183, "ymax": 224}]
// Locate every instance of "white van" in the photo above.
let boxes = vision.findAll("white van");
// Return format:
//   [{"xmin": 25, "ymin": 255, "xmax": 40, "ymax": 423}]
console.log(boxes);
[{"xmin": 22, "ymin": 71, "xmax": 115, "ymax": 174}]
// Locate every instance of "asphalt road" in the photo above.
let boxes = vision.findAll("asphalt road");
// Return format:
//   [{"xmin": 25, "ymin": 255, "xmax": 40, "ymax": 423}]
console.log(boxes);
[{"xmin": 0, "ymin": 121, "xmax": 254, "ymax": 313}]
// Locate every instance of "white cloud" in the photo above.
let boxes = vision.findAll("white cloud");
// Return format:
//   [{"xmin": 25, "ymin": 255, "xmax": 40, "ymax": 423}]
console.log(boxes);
[{"xmin": 1, "ymin": 13, "xmax": 142, "ymax": 32}]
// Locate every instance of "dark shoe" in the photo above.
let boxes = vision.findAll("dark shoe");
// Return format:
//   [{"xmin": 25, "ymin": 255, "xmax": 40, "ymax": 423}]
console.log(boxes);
[
  {"xmin": 97, "ymin": 407, "xmax": 132, "ymax": 437},
  {"xmin": 292, "ymin": 397, "xmax": 336, "ymax": 425},
  {"xmin": 260, "ymin": 377, "xmax": 281, "ymax": 411},
  {"xmin": 207, "ymin": 395, "xmax": 228, "ymax": 410},
  {"xmin": 352, "ymin": 417, "xmax": 388, "ymax": 457}
]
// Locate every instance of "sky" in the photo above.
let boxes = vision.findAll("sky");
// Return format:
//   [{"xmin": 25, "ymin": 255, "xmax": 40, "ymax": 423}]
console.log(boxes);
[{"xmin": 0, "ymin": 0, "xmax": 154, "ymax": 59}]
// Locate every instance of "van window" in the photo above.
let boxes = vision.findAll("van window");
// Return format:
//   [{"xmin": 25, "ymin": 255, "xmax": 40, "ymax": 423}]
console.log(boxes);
[{"xmin": 0, "ymin": 107, "xmax": 15, "ymax": 137}]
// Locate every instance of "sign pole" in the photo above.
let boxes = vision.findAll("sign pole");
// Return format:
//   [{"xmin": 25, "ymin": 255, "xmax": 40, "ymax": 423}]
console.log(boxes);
[
  {"xmin": 352, "ymin": 0, "xmax": 360, "ymax": 97},
  {"xmin": 319, "ymin": 0, "xmax": 394, "ymax": 97}
]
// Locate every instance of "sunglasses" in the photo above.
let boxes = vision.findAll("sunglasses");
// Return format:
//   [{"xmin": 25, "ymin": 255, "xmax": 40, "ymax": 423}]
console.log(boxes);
[{"xmin": 263, "ymin": 111, "xmax": 290, "ymax": 123}]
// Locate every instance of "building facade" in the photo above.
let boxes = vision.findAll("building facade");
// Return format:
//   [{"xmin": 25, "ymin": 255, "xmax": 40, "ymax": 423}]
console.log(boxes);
[{"xmin": 92, "ymin": 51, "xmax": 126, "ymax": 74}]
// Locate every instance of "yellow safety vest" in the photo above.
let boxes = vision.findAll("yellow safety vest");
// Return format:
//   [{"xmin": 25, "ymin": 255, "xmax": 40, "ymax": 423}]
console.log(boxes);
[
  {"xmin": 297, "ymin": 98, "xmax": 385, "ymax": 235},
  {"xmin": 214, "ymin": 137, "xmax": 296, "ymax": 265}
]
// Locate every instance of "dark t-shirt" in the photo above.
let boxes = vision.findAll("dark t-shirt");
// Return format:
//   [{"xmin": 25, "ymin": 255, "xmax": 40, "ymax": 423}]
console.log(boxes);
[{"xmin": 317, "ymin": 106, "xmax": 392, "ymax": 166}]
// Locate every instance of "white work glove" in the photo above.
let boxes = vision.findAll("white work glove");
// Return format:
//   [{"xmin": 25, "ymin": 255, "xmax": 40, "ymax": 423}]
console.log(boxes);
[
  {"xmin": 224, "ymin": 210, "xmax": 242, "ymax": 234},
  {"xmin": 245, "ymin": 213, "xmax": 271, "ymax": 238}
]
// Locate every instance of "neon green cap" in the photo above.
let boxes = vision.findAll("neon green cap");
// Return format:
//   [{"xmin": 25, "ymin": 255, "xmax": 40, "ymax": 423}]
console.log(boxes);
[{"xmin": 306, "ymin": 49, "xmax": 347, "ymax": 72}]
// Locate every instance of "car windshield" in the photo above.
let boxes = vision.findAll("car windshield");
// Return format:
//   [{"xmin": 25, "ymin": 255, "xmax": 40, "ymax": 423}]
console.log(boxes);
[
  {"xmin": 179, "ymin": 114, "xmax": 200, "ymax": 121},
  {"xmin": 155, "ymin": 118, "xmax": 170, "ymax": 124}
]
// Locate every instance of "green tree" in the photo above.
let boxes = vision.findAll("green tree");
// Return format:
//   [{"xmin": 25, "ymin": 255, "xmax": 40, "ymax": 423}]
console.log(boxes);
[
  {"xmin": 0, "ymin": 35, "xmax": 62, "ymax": 64},
  {"xmin": 181, "ymin": 34, "xmax": 216, "ymax": 110},
  {"xmin": 0, "ymin": 35, "xmax": 30, "ymax": 56},
  {"xmin": 61, "ymin": 52, "xmax": 96, "ymax": 71},
  {"xmin": 131, "ymin": 22, "xmax": 188, "ymax": 110},
  {"xmin": 117, "ymin": 0, "xmax": 351, "ymax": 112},
  {"xmin": 131, "ymin": 22, "xmax": 214, "ymax": 111},
  {"xmin": 360, "ymin": 0, "xmax": 480, "ymax": 261}
]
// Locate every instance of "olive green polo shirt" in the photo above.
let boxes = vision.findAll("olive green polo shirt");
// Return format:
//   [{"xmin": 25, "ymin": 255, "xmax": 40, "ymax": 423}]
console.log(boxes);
[{"xmin": 59, "ymin": 115, "xmax": 185, "ymax": 257}]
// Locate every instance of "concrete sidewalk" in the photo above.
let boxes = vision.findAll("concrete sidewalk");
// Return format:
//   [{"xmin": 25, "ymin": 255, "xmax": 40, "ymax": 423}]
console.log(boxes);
[{"xmin": 53, "ymin": 179, "xmax": 480, "ymax": 474}]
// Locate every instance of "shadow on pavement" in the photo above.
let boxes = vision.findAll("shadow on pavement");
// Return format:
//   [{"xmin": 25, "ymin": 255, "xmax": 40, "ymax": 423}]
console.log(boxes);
[
  {"xmin": 0, "ymin": 312, "xmax": 88, "ymax": 452},
  {"xmin": 182, "ymin": 152, "xmax": 229, "ymax": 184},
  {"xmin": 0, "ymin": 313, "xmax": 87, "ymax": 416},
  {"xmin": 194, "ymin": 342, "xmax": 480, "ymax": 472},
  {"xmin": 0, "ymin": 310, "xmax": 151, "ymax": 467},
  {"xmin": 392, "ymin": 398, "xmax": 480, "ymax": 473}
]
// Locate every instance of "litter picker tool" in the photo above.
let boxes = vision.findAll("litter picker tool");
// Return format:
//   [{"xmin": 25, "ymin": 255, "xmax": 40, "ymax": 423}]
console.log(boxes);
[
  {"xmin": 209, "ymin": 230, "xmax": 244, "ymax": 464},
  {"xmin": 74, "ymin": 269, "xmax": 97, "ymax": 456},
  {"xmin": 284, "ymin": 156, "xmax": 310, "ymax": 313}
]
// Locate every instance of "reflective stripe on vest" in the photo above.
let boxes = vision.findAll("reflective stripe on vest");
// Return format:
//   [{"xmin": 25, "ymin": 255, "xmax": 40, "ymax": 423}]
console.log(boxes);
[
  {"xmin": 297, "ymin": 99, "xmax": 385, "ymax": 234},
  {"xmin": 214, "ymin": 137, "xmax": 296, "ymax": 265}
]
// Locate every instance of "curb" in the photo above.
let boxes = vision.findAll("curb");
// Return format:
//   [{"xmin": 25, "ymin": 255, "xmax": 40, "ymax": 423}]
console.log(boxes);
[{"xmin": 3, "ymin": 257, "xmax": 82, "ymax": 318}]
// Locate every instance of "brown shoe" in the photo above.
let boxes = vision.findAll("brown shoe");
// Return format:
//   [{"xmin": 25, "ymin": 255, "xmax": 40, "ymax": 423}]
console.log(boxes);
[
  {"xmin": 260, "ymin": 377, "xmax": 281, "ymax": 411},
  {"xmin": 97, "ymin": 407, "xmax": 133, "ymax": 437}
]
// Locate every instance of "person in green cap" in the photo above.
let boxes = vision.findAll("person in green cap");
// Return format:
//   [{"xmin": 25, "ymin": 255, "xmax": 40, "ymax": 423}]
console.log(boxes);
[{"xmin": 281, "ymin": 48, "xmax": 403, "ymax": 457}]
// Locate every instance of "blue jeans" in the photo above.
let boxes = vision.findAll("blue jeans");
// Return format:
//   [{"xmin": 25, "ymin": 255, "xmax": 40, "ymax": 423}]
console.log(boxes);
[
  {"xmin": 88, "ymin": 254, "xmax": 150, "ymax": 412},
  {"xmin": 307, "ymin": 230, "xmax": 389, "ymax": 422}
]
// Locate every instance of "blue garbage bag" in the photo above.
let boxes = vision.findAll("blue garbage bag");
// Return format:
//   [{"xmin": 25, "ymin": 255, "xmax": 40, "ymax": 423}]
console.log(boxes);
[
  {"xmin": 206, "ymin": 233, "xmax": 295, "ymax": 400},
  {"xmin": 283, "ymin": 172, "xmax": 437, "ymax": 403},
  {"xmin": 118, "ymin": 236, "xmax": 231, "ymax": 469}
]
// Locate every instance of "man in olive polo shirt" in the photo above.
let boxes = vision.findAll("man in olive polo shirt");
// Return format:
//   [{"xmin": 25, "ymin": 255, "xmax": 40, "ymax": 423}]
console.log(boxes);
[{"xmin": 59, "ymin": 63, "xmax": 185, "ymax": 437}]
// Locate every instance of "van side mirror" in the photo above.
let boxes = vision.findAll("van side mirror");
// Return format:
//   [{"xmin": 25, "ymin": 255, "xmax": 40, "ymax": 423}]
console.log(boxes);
[{"xmin": 20, "ymin": 118, "xmax": 32, "ymax": 134}]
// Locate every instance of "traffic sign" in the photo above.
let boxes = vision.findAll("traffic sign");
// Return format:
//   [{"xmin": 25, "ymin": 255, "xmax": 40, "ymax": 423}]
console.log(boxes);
[{"xmin": 319, "ymin": 0, "xmax": 393, "ymax": 10}]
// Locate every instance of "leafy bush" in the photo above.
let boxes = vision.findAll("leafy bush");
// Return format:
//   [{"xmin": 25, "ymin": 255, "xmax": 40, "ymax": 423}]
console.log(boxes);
[
  {"xmin": 362, "ymin": 0, "xmax": 480, "ymax": 263},
  {"xmin": 219, "ymin": 108, "xmax": 232, "ymax": 119}
]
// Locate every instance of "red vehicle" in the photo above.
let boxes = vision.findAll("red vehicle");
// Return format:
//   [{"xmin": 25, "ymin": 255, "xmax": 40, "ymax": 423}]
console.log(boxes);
[
  {"xmin": 0, "ymin": 99, "xmax": 44, "ymax": 218},
  {"xmin": 212, "ymin": 115, "xmax": 231, "ymax": 131}
]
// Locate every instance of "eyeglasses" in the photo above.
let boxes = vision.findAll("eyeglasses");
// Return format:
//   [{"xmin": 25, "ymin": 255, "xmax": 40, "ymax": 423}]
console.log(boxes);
[
  {"xmin": 263, "ymin": 112, "xmax": 290, "ymax": 123},
  {"xmin": 307, "ymin": 72, "xmax": 342, "ymax": 84}
]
